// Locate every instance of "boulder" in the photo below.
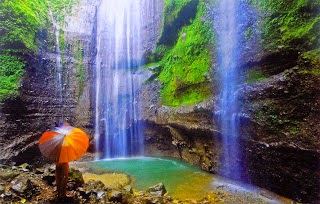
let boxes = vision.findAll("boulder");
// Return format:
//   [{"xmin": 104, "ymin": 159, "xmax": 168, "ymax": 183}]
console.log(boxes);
[
  {"xmin": 124, "ymin": 185, "xmax": 133, "ymax": 194},
  {"xmin": 147, "ymin": 183, "xmax": 167, "ymax": 197},
  {"xmin": 10, "ymin": 178, "xmax": 40, "ymax": 199},
  {"xmin": 109, "ymin": 190, "xmax": 123, "ymax": 202},
  {"xmin": 68, "ymin": 168, "xmax": 85, "ymax": 190}
]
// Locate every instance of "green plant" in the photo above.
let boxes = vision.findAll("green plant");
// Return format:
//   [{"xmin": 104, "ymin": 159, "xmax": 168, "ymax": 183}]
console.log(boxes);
[
  {"xmin": 246, "ymin": 69, "xmax": 267, "ymax": 83},
  {"xmin": 0, "ymin": 0, "xmax": 80, "ymax": 99},
  {"xmin": 0, "ymin": 0, "xmax": 47, "ymax": 53},
  {"xmin": 244, "ymin": 27, "xmax": 254, "ymax": 40},
  {"xmin": 0, "ymin": 55, "xmax": 25, "ymax": 98},
  {"xmin": 156, "ymin": 0, "xmax": 214, "ymax": 106},
  {"xmin": 247, "ymin": 0, "xmax": 320, "ymax": 50},
  {"xmin": 164, "ymin": 0, "xmax": 193, "ymax": 26}
]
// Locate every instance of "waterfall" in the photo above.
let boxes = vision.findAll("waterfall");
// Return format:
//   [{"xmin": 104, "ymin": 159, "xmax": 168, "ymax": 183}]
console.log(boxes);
[
  {"xmin": 215, "ymin": 0, "xmax": 242, "ymax": 180},
  {"xmin": 49, "ymin": 7, "xmax": 64, "ymax": 122},
  {"xmin": 55, "ymin": 27, "xmax": 63, "ymax": 122},
  {"xmin": 94, "ymin": 0, "xmax": 147, "ymax": 159}
]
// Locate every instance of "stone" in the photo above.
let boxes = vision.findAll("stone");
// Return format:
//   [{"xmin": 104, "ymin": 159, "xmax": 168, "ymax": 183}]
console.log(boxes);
[
  {"xmin": 18, "ymin": 163, "xmax": 31, "ymax": 172},
  {"xmin": 124, "ymin": 185, "xmax": 133, "ymax": 194},
  {"xmin": 144, "ymin": 196, "xmax": 164, "ymax": 204},
  {"xmin": 96, "ymin": 191, "xmax": 105, "ymax": 198},
  {"xmin": 34, "ymin": 168, "xmax": 44, "ymax": 174},
  {"xmin": 147, "ymin": 183, "xmax": 167, "ymax": 197},
  {"xmin": 68, "ymin": 168, "xmax": 85, "ymax": 189},
  {"xmin": 109, "ymin": 190, "xmax": 123, "ymax": 202},
  {"xmin": 0, "ymin": 170, "xmax": 19, "ymax": 181},
  {"xmin": 84, "ymin": 179, "xmax": 106, "ymax": 192},
  {"xmin": 10, "ymin": 178, "xmax": 39, "ymax": 199},
  {"xmin": 42, "ymin": 169, "xmax": 55, "ymax": 186},
  {"xmin": 166, "ymin": 196, "xmax": 172, "ymax": 201}
]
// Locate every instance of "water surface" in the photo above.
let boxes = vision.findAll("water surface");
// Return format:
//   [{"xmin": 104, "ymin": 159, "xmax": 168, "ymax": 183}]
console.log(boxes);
[{"xmin": 88, "ymin": 157, "xmax": 291, "ymax": 203}]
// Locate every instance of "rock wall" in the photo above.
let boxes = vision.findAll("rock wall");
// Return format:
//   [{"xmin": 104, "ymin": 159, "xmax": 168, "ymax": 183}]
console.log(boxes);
[
  {"xmin": 140, "ymin": 0, "xmax": 320, "ymax": 202},
  {"xmin": 0, "ymin": 0, "xmax": 165, "ymax": 164},
  {"xmin": 0, "ymin": 0, "xmax": 318, "ymax": 202},
  {"xmin": 141, "ymin": 62, "xmax": 320, "ymax": 203},
  {"xmin": 0, "ymin": 0, "xmax": 101, "ymax": 165}
]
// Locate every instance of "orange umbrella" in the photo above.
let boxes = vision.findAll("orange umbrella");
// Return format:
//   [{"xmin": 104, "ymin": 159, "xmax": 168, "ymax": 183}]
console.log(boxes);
[{"xmin": 39, "ymin": 123, "xmax": 89, "ymax": 163}]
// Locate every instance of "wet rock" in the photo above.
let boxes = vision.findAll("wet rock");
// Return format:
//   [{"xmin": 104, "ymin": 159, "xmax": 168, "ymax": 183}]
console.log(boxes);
[
  {"xmin": 124, "ymin": 185, "xmax": 133, "ymax": 194},
  {"xmin": 0, "ymin": 170, "xmax": 19, "ymax": 181},
  {"xmin": 79, "ymin": 180, "xmax": 107, "ymax": 201},
  {"xmin": 96, "ymin": 190, "xmax": 105, "ymax": 198},
  {"xmin": 84, "ymin": 179, "xmax": 106, "ymax": 191},
  {"xmin": 10, "ymin": 178, "xmax": 40, "ymax": 199},
  {"xmin": 67, "ymin": 168, "xmax": 84, "ymax": 190},
  {"xmin": 19, "ymin": 163, "xmax": 32, "ymax": 172},
  {"xmin": 109, "ymin": 190, "xmax": 123, "ymax": 202},
  {"xmin": 147, "ymin": 183, "xmax": 167, "ymax": 197},
  {"xmin": 34, "ymin": 168, "xmax": 44, "ymax": 174},
  {"xmin": 144, "ymin": 196, "xmax": 165, "ymax": 204},
  {"xmin": 42, "ymin": 167, "xmax": 55, "ymax": 185},
  {"xmin": 166, "ymin": 195, "xmax": 172, "ymax": 201}
]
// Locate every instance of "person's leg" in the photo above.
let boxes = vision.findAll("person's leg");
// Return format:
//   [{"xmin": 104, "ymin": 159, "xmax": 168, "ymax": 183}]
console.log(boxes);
[{"xmin": 55, "ymin": 162, "xmax": 69, "ymax": 199}]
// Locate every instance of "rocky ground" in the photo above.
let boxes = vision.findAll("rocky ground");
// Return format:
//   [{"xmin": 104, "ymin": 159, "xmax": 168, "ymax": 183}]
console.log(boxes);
[
  {"xmin": 0, "ymin": 162, "xmax": 236, "ymax": 204},
  {"xmin": 0, "ymin": 161, "xmax": 293, "ymax": 204}
]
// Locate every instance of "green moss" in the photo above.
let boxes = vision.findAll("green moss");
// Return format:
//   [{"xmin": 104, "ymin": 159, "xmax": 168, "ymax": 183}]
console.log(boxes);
[
  {"xmin": 289, "ymin": 126, "xmax": 298, "ymax": 135},
  {"xmin": 244, "ymin": 27, "xmax": 254, "ymax": 40},
  {"xmin": 164, "ymin": 0, "xmax": 193, "ymax": 26},
  {"xmin": 47, "ymin": 0, "xmax": 78, "ymax": 24},
  {"xmin": 247, "ymin": 0, "xmax": 320, "ymax": 50},
  {"xmin": 161, "ymin": 82, "xmax": 211, "ymax": 106},
  {"xmin": 0, "ymin": 0, "xmax": 47, "ymax": 53},
  {"xmin": 246, "ymin": 69, "xmax": 267, "ymax": 83},
  {"xmin": 0, "ymin": 0, "xmax": 79, "ymax": 99},
  {"xmin": 301, "ymin": 48, "xmax": 320, "ymax": 65},
  {"xmin": 0, "ymin": 55, "xmax": 25, "ymax": 99},
  {"xmin": 299, "ymin": 48, "xmax": 320, "ymax": 76},
  {"xmin": 158, "ymin": 0, "xmax": 199, "ymax": 46},
  {"xmin": 157, "ymin": 0, "xmax": 214, "ymax": 106},
  {"xmin": 59, "ymin": 29, "xmax": 66, "ymax": 51},
  {"xmin": 146, "ymin": 45, "xmax": 171, "ymax": 64}
]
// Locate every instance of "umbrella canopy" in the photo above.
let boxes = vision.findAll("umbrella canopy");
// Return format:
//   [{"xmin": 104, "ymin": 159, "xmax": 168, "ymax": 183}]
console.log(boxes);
[{"xmin": 39, "ymin": 124, "xmax": 89, "ymax": 163}]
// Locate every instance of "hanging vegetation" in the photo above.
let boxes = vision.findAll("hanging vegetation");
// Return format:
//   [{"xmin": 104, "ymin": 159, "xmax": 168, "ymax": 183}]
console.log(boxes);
[{"xmin": 0, "ymin": 0, "xmax": 79, "ymax": 100}]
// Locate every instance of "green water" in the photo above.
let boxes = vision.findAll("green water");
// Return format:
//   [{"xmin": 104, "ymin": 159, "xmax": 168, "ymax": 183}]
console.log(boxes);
[
  {"xmin": 93, "ymin": 157, "xmax": 212, "ymax": 199},
  {"xmin": 89, "ymin": 157, "xmax": 291, "ymax": 203}
]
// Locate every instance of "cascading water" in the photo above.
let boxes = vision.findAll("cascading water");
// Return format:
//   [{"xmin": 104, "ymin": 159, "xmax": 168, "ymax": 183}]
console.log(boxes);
[
  {"xmin": 54, "ymin": 27, "xmax": 63, "ymax": 121},
  {"xmin": 49, "ymin": 8, "xmax": 64, "ymax": 122},
  {"xmin": 214, "ymin": 0, "xmax": 242, "ymax": 180},
  {"xmin": 94, "ymin": 0, "xmax": 147, "ymax": 159}
]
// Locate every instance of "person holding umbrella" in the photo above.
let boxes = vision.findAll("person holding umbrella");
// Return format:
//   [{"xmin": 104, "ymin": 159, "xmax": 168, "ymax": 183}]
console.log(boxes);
[{"xmin": 39, "ymin": 123, "xmax": 89, "ymax": 199}]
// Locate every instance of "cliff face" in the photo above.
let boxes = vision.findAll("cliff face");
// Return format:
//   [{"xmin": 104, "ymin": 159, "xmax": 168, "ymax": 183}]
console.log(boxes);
[
  {"xmin": 141, "ymin": 0, "xmax": 320, "ymax": 202},
  {"xmin": 0, "ymin": 0, "xmax": 100, "ymax": 164},
  {"xmin": 0, "ymin": 0, "xmax": 318, "ymax": 202},
  {"xmin": 141, "ymin": 64, "xmax": 320, "ymax": 202},
  {"xmin": 0, "ymin": 0, "xmax": 165, "ymax": 164}
]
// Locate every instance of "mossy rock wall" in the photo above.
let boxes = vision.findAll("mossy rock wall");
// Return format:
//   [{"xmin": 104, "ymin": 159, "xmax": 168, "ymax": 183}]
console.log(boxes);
[
  {"xmin": 145, "ymin": 0, "xmax": 215, "ymax": 107},
  {"xmin": 142, "ymin": 0, "xmax": 320, "ymax": 202},
  {"xmin": 0, "ymin": 0, "xmax": 99, "ymax": 164}
]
